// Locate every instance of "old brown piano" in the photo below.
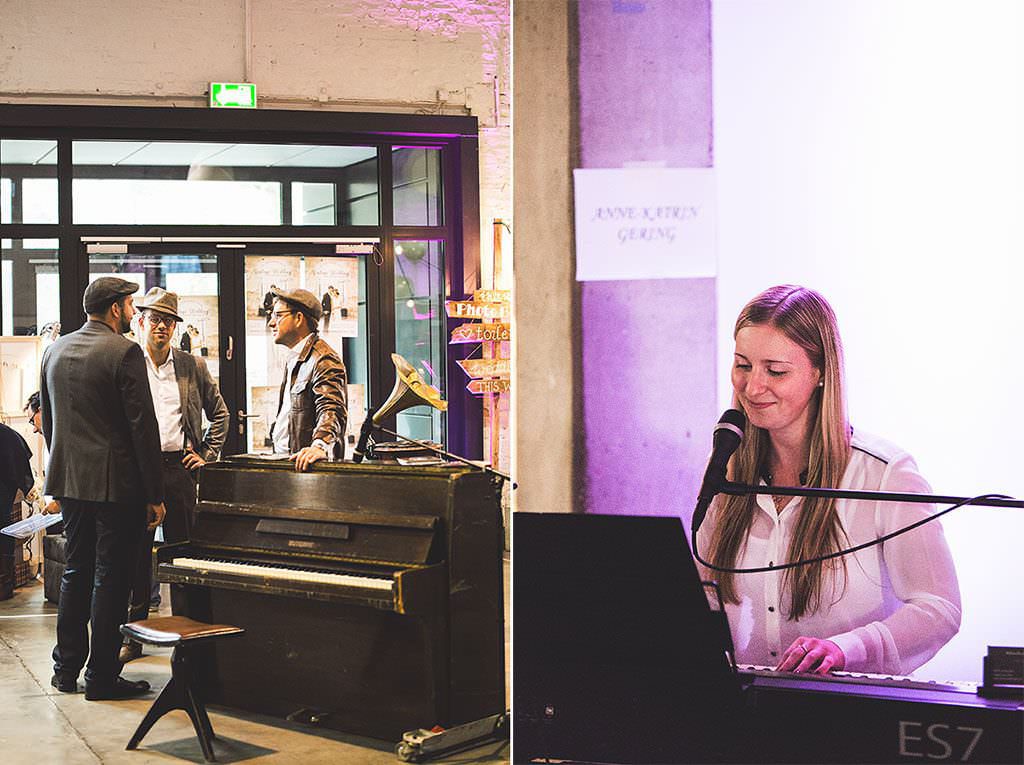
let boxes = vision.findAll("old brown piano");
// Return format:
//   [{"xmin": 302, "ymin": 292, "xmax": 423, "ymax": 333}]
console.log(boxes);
[{"xmin": 156, "ymin": 456, "xmax": 505, "ymax": 741}]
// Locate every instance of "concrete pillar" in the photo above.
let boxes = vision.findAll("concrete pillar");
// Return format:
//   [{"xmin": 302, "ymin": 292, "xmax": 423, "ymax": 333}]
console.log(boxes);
[{"xmin": 512, "ymin": 0, "xmax": 582, "ymax": 512}]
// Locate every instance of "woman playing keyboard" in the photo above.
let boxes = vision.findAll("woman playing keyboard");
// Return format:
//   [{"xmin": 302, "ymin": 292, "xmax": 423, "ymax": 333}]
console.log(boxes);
[{"xmin": 697, "ymin": 285, "xmax": 961, "ymax": 676}]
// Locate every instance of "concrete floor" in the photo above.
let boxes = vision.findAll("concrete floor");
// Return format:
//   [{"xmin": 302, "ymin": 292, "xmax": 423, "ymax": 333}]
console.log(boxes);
[{"xmin": 0, "ymin": 568, "xmax": 509, "ymax": 765}]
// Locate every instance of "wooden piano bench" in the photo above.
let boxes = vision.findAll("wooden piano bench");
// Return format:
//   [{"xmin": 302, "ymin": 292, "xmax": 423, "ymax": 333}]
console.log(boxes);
[{"xmin": 120, "ymin": 615, "xmax": 245, "ymax": 763}]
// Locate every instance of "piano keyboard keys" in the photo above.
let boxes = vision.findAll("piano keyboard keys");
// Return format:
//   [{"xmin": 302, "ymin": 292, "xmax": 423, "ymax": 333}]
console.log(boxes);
[
  {"xmin": 170, "ymin": 557, "xmax": 394, "ymax": 592},
  {"xmin": 738, "ymin": 664, "xmax": 978, "ymax": 694}
]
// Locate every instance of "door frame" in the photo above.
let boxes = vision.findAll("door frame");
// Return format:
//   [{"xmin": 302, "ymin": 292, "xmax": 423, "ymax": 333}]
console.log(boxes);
[{"xmin": 1, "ymin": 103, "xmax": 484, "ymax": 459}]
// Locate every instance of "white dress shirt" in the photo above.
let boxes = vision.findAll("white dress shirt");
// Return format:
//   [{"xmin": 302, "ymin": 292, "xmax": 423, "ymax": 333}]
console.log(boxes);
[
  {"xmin": 272, "ymin": 337, "xmax": 306, "ymax": 455},
  {"xmin": 144, "ymin": 350, "xmax": 185, "ymax": 453},
  {"xmin": 698, "ymin": 429, "xmax": 961, "ymax": 675}
]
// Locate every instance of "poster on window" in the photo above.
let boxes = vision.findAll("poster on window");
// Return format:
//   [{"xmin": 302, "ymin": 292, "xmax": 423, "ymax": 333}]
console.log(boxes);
[
  {"xmin": 305, "ymin": 256, "xmax": 360, "ymax": 338},
  {"xmin": 346, "ymin": 382, "xmax": 366, "ymax": 448},
  {"xmin": 248, "ymin": 384, "xmax": 280, "ymax": 454},
  {"xmin": 244, "ymin": 257, "xmax": 301, "ymax": 322},
  {"xmin": 176, "ymin": 295, "xmax": 219, "ymax": 363}
]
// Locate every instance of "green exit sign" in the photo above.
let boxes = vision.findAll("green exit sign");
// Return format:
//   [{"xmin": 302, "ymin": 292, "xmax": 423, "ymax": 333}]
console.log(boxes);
[{"xmin": 209, "ymin": 82, "xmax": 257, "ymax": 109}]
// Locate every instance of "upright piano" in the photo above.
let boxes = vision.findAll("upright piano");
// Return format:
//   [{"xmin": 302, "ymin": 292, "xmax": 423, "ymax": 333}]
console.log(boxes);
[{"xmin": 157, "ymin": 457, "xmax": 505, "ymax": 741}]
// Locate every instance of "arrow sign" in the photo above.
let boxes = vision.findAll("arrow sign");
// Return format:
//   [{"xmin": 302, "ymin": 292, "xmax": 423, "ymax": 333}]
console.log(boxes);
[
  {"xmin": 457, "ymin": 358, "xmax": 510, "ymax": 379},
  {"xmin": 445, "ymin": 300, "xmax": 510, "ymax": 320},
  {"xmin": 473, "ymin": 289, "xmax": 511, "ymax": 304},
  {"xmin": 468, "ymin": 378, "xmax": 511, "ymax": 395},
  {"xmin": 450, "ymin": 322, "xmax": 511, "ymax": 344}
]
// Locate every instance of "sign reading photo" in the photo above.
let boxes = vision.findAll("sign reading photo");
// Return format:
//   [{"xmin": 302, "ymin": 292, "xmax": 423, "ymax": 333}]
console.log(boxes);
[{"xmin": 573, "ymin": 167, "xmax": 716, "ymax": 281}]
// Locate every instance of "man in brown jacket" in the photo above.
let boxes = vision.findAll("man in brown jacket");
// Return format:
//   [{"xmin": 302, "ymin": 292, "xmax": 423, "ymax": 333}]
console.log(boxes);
[{"xmin": 268, "ymin": 287, "xmax": 348, "ymax": 471}]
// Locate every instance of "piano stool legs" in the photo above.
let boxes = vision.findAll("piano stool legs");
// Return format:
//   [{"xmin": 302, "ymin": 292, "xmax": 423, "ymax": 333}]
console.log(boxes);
[
  {"xmin": 120, "ymin": 616, "xmax": 246, "ymax": 763},
  {"xmin": 126, "ymin": 646, "xmax": 218, "ymax": 761}
]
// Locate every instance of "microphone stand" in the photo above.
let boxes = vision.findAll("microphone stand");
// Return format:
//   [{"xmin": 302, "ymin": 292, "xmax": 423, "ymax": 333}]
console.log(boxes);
[
  {"xmin": 693, "ymin": 481, "xmax": 1023, "ymax": 576},
  {"xmin": 370, "ymin": 425, "xmax": 516, "ymax": 488},
  {"xmin": 718, "ymin": 482, "xmax": 1024, "ymax": 509}
]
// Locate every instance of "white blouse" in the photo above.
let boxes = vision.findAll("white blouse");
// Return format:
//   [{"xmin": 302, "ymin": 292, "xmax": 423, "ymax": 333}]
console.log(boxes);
[{"xmin": 697, "ymin": 429, "xmax": 961, "ymax": 675}]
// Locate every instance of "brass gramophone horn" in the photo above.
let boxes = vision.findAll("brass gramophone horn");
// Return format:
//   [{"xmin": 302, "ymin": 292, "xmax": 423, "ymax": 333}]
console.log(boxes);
[{"xmin": 352, "ymin": 354, "xmax": 446, "ymax": 462}]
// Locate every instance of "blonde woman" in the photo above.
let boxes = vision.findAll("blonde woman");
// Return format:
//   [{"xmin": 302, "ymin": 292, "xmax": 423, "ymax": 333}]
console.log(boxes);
[{"xmin": 697, "ymin": 285, "xmax": 960, "ymax": 676}]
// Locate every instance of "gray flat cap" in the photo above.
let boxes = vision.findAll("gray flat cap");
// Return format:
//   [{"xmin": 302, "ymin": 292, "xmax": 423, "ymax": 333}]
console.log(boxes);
[
  {"xmin": 137, "ymin": 287, "xmax": 183, "ymax": 322},
  {"xmin": 271, "ymin": 287, "xmax": 323, "ymax": 322},
  {"xmin": 83, "ymin": 277, "xmax": 139, "ymax": 314}
]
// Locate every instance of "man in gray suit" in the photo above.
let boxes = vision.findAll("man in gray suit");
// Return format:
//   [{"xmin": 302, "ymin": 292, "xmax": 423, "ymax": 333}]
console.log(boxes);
[
  {"xmin": 121, "ymin": 287, "xmax": 229, "ymax": 662},
  {"xmin": 41, "ymin": 277, "xmax": 166, "ymax": 700}
]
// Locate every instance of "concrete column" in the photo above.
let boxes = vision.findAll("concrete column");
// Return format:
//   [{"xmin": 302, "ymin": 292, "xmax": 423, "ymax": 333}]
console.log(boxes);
[{"xmin": 512, "ymin": 0, "xmax": 582, "ymax": 512}]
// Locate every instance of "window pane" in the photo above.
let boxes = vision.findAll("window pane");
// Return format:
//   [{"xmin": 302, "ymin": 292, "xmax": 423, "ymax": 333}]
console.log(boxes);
[
  {"xmin": 1, "ymin": 139, "xmax": 58, "ymax": 224},
  {"xmin": 393, "ymin": 240, "xmax": 445, "ymax": 443},
  {"xmin": 72, "ymin": 141, "xmax": 378, "ymax": 226},
  {"xmin": 392, "ymin": 147, "xmax": 442, "ymax": 226},
  {"xmin": 86, "ymin": 253, "xmax": 221, "ymax": 381},
  {"xmin": 1, "ymin": 239, "xmax": 60, "ymax": 337},
  {"xmin": 74, "ymin": 178, "xmax": 282, "ymax": 225},
  {"xmin": 292, "ymin": 182, "xmax": 335, "ymax": 225},
  {"xmin": 341, "ymin": 153, "xmax": 379, "ymax": 225}
]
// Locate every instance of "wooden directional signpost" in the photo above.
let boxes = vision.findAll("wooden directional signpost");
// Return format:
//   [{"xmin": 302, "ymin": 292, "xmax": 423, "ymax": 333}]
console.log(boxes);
[{"xmin": 447, "ymin": 287, "xmax": 510, "ymax": 470}]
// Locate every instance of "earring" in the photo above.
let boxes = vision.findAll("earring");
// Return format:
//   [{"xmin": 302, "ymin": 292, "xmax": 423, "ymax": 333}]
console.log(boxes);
[{"xmin": 817, "ymin": 380, "xmax": 824, "ymax": 387}]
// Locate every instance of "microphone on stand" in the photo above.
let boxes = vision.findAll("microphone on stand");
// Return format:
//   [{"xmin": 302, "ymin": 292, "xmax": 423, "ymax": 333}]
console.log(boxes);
[
  {"xmin": 692, "ymin": 409, "xmax": 747, "ymax": 535},
  {"xmin": 351, "ymin": 412, "xmax": 376, "ymax": 464}
]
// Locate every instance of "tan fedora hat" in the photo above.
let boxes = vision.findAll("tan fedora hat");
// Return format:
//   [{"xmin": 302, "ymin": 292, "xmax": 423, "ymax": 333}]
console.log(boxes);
[{"xmin": 137, "ymin": 287, "xmax": 184, "ymax": 323}]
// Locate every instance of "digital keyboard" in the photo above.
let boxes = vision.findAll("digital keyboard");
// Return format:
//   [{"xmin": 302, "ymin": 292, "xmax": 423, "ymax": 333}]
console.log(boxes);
[{"xmin": 742, "ymin": 664, "xmax": 1023, "ymax": 762}]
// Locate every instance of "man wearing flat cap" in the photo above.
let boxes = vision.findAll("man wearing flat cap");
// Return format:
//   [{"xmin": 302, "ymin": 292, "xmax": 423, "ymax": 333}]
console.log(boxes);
[
  {"xmin": 40, "ymin": 277, "xmax": 166, "ymax": 700},
  {"xmin": 120, "ymin": 287, "xmax": 229, "ymax": 663},
  {"xmin": 268, "ymin": 287, "xmax": 348, "ymax": 471}
]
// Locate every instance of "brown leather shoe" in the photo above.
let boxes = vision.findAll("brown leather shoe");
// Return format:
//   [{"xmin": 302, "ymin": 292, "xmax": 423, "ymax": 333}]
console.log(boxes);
[{"xmin": 118, "ymin": 641, "xmax": 143, "ymax": 664}]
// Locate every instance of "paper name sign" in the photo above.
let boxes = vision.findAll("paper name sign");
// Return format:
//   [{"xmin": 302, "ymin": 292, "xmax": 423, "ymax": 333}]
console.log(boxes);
[{"xmin": 573, "ymin": 167, "xmax": 716, "ymax": 281}]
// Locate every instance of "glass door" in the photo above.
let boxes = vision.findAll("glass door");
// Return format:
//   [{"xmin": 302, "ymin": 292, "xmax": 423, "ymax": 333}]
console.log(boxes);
[
  {"xmin": 87, "ymin": 240, "xmax": 374, "ymax": 459},
  {"xmin": 241, "ymin": 250, "xmax": 368, "ymax": 455}
]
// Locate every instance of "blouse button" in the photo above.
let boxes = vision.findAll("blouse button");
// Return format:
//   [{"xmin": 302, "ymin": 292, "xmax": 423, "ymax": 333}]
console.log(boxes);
[
  {"xmin": 770, "ymin": 651, "xmax": 777, "ymax": 657},
  {"xmin": 768, "ymin": 606, "xmax": 775, "ymax": 613}
]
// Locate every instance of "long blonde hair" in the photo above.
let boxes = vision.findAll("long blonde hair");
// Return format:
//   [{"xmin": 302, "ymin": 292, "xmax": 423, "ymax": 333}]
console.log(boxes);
[{"xmin": 707, "ymin": 285, "xmax": 852, "ymax": 620}]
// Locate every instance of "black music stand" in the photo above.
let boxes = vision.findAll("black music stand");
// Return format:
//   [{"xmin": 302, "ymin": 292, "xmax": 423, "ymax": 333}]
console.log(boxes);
[{"xmin": 513, "ymin": 512, "xmax": 745, "ymax": 764}]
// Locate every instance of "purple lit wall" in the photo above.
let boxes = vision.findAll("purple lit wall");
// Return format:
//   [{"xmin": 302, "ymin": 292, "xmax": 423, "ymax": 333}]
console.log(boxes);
[{"xmin": 578, "ymin": 0, "xmax": 716, "ymax": 519}]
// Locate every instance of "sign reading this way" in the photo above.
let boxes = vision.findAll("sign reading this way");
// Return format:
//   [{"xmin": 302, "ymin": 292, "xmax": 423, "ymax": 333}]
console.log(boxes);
[{"xmin": 468, "ymin": 379, "xmax": 511, "ymax": 395}]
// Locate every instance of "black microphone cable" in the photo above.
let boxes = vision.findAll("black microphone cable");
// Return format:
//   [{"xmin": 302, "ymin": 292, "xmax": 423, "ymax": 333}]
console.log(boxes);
[{"xmin": 692, "ymin": 492, "xmax": 1013, "ymax": 575}]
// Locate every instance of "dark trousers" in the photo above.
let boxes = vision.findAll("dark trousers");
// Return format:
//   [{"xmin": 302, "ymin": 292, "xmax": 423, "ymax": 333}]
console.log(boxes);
[
  {"xmin": 128, "ymin": 458, "xmax": 196, "ymax": 623},
  {"xmin": 52, "ymin": 498, "xmax": 145, "ymax": 684}
]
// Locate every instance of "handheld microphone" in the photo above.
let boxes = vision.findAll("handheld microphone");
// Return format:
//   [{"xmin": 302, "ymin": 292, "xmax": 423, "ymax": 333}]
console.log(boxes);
[
  {"xmin": 351, "ymin": 412, "xmax": 376, "ymax": 464},
  {"xmin": 691, "ymin": 409, "xmax": 746, "ymax": 535}
]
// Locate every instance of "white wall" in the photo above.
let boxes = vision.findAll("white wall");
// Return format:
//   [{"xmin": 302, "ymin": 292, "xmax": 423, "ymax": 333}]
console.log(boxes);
[
  {"xmin": 713, "ymin": 0, "xmax": 1023, "ymax": 681},
  {"xmin": 0, "ymin": 0, "xmax": 511, "ymax": 283}
]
